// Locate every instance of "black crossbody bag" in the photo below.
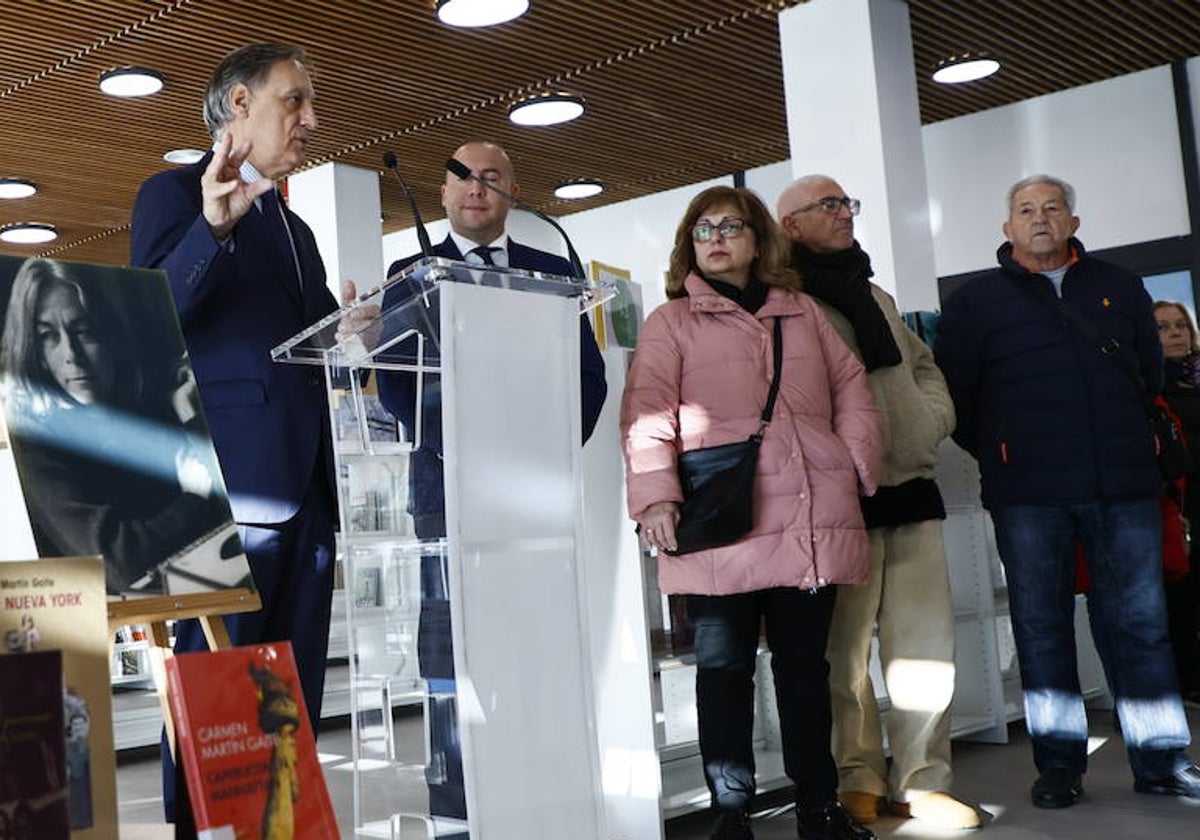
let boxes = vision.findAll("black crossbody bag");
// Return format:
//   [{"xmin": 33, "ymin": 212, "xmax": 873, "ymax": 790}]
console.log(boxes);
[
  {"xmin": 1017, "ymin": 277, "xmax": 1194, "ymax": 480},
  {"xmin": 664, "ymin": 318, "xmax": 784, "ymax": 556}
]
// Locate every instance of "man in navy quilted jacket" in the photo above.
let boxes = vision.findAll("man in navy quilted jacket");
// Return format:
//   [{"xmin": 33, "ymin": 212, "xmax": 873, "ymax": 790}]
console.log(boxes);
[{"xmin": 935, "ymin": 174, "xmax": 1200, "ymax": 809}]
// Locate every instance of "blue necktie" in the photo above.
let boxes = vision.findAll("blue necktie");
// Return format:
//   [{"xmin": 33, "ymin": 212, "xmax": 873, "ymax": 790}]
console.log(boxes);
[
  {"xmin": 262, "ymin": 188, "xmax": 303, "ymax": 295},
  {"xmin": 469, "ymin": 245, "xmax": 500, "ymax": 266}
]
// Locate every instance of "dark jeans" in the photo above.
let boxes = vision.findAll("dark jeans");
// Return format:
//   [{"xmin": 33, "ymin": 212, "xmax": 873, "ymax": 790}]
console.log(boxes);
[
  {"xmin": 991, "ymin": 499, "xmax": 1191, "ymax": 781},
  {"xmin": 687, "ymin": 586, "xmax": 838, "ymax": 811}
]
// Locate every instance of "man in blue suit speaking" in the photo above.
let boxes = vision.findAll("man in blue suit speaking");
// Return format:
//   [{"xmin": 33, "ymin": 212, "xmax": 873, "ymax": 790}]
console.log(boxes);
[
  {"xmin": 376, "ymin": 140, "xmax": 607, "ymax": 830},
  {"xmin": 130, "ymin": 42, "xmax": 353, "ymax": 821}
]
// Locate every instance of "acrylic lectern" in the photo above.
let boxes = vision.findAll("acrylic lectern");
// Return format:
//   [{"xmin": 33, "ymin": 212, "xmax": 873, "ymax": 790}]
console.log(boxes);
[{"xmin": 273, "ymin": 257, "xmax": 615, "ymax": 839}]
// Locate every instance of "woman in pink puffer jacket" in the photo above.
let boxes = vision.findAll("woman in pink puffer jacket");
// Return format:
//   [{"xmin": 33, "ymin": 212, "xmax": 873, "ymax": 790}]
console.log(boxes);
[{"xmin": 621, "ymin": 186, "xmax": 883, "ymax": 840}]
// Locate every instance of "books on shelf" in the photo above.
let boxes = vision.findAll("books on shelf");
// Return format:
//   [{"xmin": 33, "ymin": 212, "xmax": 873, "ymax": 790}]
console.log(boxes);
[
  {"xmin": 167, "ymin": 642, "xmax": 340, "ymax": 839},
  {"xmin": 0, "ymin": 648, "xmax": 70, "ymax": 838},
  {"xmin": 0, "ymin": 555, "xmax": 115, "ymax": 838}
]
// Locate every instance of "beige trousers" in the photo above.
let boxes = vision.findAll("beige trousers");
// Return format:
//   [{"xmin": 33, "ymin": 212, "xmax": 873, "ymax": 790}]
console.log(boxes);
[{"xmin": 826, "ymin": 519, "xmax": 956, "ymax": 802}]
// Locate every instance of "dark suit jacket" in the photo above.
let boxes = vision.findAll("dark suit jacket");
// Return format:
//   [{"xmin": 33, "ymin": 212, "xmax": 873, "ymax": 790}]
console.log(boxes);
[
  {"xmin": 130, "ymin": 153, "xmax": 339, "ymax": 524},
  {"xmin": 376, "ymin": 234, "xmax": 607, "ymax": 533}
]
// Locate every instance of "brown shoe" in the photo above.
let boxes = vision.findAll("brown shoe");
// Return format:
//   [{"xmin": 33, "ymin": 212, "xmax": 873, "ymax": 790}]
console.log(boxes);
[
  {"xmin": 889, "ymin": 791, "xmax": 981, "ymax": 829},
  {"xmin": 838, "ymin": 791, "xmax": 884, "ymax": 824}
]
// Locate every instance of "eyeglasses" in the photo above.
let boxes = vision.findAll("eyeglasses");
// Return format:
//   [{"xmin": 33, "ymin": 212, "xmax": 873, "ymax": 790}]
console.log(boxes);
[
  {"xmin": 789, "ymin": 196, "xmax": 862, "ymax": 216},
  {"xmin": 691, "ymin": 218, "xmax": 747, "ymax": 242}
]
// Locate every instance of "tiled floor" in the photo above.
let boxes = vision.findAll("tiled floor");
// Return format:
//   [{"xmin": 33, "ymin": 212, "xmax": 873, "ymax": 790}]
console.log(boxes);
[{"xmin": 118, "ymin": 707, "xmax": 1200, "ymax": 839}]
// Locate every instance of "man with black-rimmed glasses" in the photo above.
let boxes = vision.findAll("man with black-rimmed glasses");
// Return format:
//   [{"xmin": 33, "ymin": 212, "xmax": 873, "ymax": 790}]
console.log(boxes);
[{"xmin": 779, "ymin": 175, "xmax": 978, "ymax": 831}]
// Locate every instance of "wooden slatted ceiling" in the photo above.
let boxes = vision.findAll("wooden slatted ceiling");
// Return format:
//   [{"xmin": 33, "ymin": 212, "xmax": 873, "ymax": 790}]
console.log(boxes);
[
  {"xmin": 2, "ymin": 0, "xmax": 1200, "ymax": 268},
  {"xmin": 911, "ymin": 0, "xmax": 1200, "ymax": 124}
]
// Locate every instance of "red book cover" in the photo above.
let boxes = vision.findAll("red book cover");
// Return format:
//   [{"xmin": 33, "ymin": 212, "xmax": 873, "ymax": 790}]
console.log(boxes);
[{"xmin": 166, "ymin": 643, "xmax": 339, "ymax": 839}]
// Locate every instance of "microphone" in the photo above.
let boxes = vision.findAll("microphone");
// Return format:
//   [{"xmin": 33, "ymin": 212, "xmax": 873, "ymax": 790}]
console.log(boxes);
[
  {"xmin": 445, "ymin": 157, "xmax": 586, "ymax": 280},
  {"xmin": 383, "ymin": 151, "xmax": 434, "ymax": 258},
  {"xmin": 383, "ymin": 152, "xmax": 444, "ymax": 358}
]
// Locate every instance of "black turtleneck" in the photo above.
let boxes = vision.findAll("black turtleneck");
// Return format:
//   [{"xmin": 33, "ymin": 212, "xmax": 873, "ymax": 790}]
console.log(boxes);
[
  {"xmin": 703, "ymin": 274, "xmax": 768, "ymax": 313},
  {"xmin": 791, "ymin": 241, "xmax": 901, "ymax": 371}
]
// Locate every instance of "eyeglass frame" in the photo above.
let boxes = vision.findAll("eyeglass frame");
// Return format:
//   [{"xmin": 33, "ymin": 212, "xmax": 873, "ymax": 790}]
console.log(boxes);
[
  {"xmin": 691, "ymin": 217, "xmax": 748, "ymax": 242},
  {"xmin": 787, "ymin": 196, "xmax": 862, "ymax": 216}
]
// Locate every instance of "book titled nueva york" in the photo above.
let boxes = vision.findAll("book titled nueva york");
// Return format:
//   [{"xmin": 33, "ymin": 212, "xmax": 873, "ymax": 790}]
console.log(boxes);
[
  {"xmin": 166, "ymin": 642, "xmax": 339, "ymax": 840},
  {"xmin": 0, "ymin": 556, "xmax": 114, "ymax": 839}
]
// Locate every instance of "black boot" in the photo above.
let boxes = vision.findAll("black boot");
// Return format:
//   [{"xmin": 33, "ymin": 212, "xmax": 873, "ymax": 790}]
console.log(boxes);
[
  {"xmin": 710, "ymin": 807, "xmax": 754, "ymax": 840},
  {"xmin": 797, "ymin": 802, "xmax": 875, "ymax": 840}
]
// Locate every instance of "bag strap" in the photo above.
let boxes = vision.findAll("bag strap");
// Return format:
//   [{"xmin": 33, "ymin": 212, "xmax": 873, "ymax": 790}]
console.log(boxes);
[
  {"xmin": 755, "ymin": 318, "xmax": 784, "ymax": 437},
  {"xmin": 1013, "ymin": 275, "xmax": 1158, "ymax": 416}
]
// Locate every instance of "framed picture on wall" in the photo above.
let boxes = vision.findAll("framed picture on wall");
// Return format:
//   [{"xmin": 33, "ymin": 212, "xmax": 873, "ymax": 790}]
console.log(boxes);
[{"xmin": 588, "ymin": 260, "xmax": 642, "ymax": 349}]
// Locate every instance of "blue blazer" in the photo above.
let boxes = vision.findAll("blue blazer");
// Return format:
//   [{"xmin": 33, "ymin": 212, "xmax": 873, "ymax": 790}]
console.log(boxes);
[
  {"xmin": 130, "ymin": 153, "xmax": 339, "ymax": 524},
  {"xmin": 376, "ymin": 234, "xmax": 607, "ymax": 533}
]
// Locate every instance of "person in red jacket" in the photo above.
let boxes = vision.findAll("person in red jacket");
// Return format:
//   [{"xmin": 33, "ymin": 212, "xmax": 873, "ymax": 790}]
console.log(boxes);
[{"xmin": 1154, "ymin": 301, "xmax": 1200, "ymax": 705}]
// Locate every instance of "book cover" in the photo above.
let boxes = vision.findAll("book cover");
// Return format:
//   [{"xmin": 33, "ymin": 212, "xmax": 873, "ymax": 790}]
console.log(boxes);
[
  {"xmin": 353, "ymin": 566, "xmax": 381, "ymax": 608},
  {"xmin": 0, "ymin": 648, "xmax": 69, "ymax": 838},
  {"xmin": 0, "ymin": 556, "xmax": 114, "ymax": 838},
  {"xmin": 167, "ymin": 642, "xmax": 340, "ymax": 839}
]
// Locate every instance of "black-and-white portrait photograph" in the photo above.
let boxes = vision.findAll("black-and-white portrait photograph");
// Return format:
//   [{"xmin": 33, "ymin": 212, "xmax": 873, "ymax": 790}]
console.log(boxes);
[{"xmin": 0, "ymin": 255, "xmax": 252, "ymax": 597}]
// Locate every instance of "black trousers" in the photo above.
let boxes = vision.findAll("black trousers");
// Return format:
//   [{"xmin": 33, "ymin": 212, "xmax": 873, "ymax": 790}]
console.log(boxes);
[{"xmin": 687, "ymin": 586, "xmax": 839, "ymax": 811}]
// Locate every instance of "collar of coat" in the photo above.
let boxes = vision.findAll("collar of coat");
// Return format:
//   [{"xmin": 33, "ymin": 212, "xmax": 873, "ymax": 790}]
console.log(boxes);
[
  {"xmin": 997, "ymin": 236, "xmax": 1086, "ymax": 279},
  {"xmin": 682, "ymin": 272, "xmax": 807, "ymax": 319}
]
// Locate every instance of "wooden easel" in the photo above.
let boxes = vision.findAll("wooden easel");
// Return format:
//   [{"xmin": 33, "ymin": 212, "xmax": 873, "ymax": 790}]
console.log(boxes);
[{"xmin": 109, "ymin": 589, "xmax": 261, "ymax": 757}]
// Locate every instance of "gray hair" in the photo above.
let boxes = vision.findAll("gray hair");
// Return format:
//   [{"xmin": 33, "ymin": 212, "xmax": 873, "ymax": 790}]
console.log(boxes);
[
  {"xmin": 202, "ymin": 43, "xmax": 310, "ymax": 138},
  {"xmin": 1006, "ymin": 174, "xmax": 1076, "ymax": 215}
]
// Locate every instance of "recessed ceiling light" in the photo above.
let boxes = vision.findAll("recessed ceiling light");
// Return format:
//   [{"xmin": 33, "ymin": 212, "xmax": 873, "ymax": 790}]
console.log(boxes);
[
  {"xmin": 164, "ymin": 148, "xmax": 205, "ymax": 165},
  {"xmin": 508, "ymin": 92, "xmax": 585, "ymax": 127},
  {"xmin": 0, "ymin": 222, "xmax": 58, "ymax": 244},
  {"xmin": 554, "ymin": 179, "xmax": 603, "ymax": 200},
  {"xmin": 99, "ymin": 66, "xmax": 165, "ymax": 97},
  {"xmin": 0, "ymin": 178, "xmax": 37, "ymax": 200},
  {"xmin": 437, "ymin": 0, "xmax": 529, "ymax": 27},
  {"xmin": 932, "ymin": 56, "xmax": 1000, "ymax": 84}
]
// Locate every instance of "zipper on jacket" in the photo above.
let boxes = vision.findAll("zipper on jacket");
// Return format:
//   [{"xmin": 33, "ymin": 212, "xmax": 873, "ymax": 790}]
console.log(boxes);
[{"xmin": 996, "ymin": 412, "xmax": 1010, "ymax": 465}]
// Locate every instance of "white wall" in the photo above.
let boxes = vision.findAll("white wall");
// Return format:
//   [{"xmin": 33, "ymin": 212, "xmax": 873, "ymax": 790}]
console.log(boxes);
[
  {"xmin": 557, "ymin": 176, "xmax": 732, "ymax": 313},
  {"xmin": 924, "ymin": 64, "xmax": 1188, "ymax": 278},
  {"xmin": 382, "ymin": 61, "xmax": 1197, "ymax": 312}
]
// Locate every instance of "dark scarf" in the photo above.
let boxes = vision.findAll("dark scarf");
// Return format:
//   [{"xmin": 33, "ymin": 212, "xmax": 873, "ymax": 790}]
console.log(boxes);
[
  {"xmin": 1165, "ymin": 352, "xmax": 1200, "ymax": 391},
  {"xmin": 791, "ymin": 241, "xmax": 901, "ymax": 371},
  {"xmin": 702, "ymin": 274, "xmax": 769, "ymax": 313}
]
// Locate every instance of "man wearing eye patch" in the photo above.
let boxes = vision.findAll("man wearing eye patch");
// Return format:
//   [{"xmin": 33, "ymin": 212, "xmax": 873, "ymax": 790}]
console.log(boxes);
[
  {"xmin": 778, "ymin": 175, "xmax": 978, "ymax": 830},
  {"xmin": 375, "ymin": 139, "xmax": 606, "ymax": 833}
]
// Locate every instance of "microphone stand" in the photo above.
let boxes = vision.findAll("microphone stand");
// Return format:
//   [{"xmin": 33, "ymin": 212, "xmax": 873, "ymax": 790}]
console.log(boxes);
[
  {"xmin": 384, "ymin": 151, "xmax": 435, "ymax": 259},
  {"xmin": 382, "ymin": 151, "xmax": 444, "ymax": 356}
]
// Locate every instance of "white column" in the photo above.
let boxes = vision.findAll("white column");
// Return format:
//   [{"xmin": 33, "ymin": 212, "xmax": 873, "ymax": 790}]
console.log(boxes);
[
  {"xmin": 0, "ymin": 444, "xmax": 37, "ymax": 559},
  {"xmin": 286, "ymin": 162, "xmax": 384, "ymax": 299},
  {"xmin": 778, "ymin": 0, "xmax": 938, "ymax": 310}
]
